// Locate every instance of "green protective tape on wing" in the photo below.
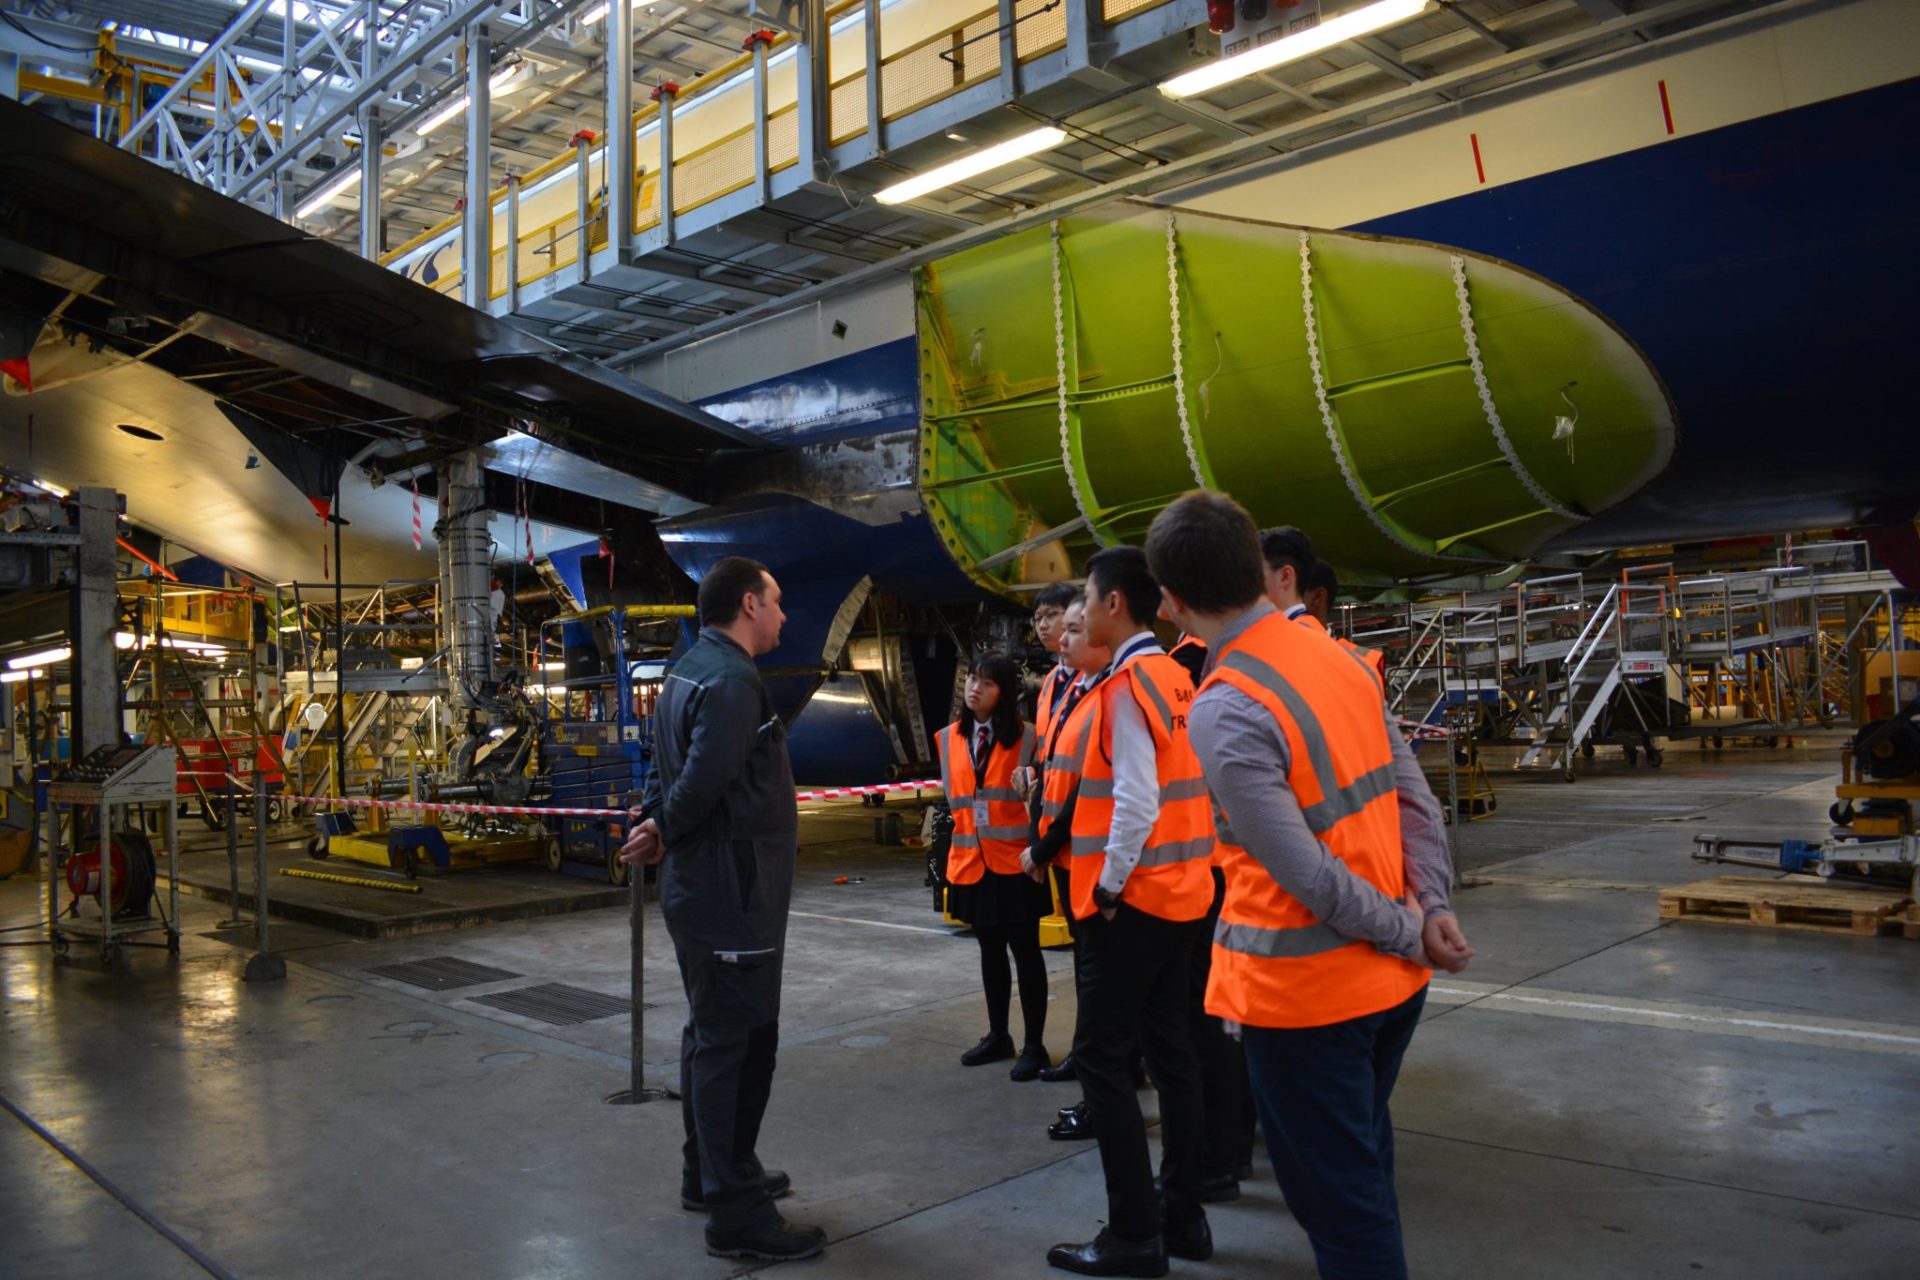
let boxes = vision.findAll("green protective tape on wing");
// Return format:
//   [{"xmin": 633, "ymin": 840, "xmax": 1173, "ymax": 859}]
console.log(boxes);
[{"xmin": 915, "ymin": 203, "xmax": 1676, "ymax": 592}]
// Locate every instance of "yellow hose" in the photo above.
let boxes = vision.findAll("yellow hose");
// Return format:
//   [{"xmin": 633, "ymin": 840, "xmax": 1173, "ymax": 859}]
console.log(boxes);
[{"xmin": 278, "ymin": 867, "xmax": 422, "ymax": 894}]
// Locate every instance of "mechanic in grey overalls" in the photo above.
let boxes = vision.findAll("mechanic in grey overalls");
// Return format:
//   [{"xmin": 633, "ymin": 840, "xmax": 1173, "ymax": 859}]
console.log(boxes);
[{"xmin": 623, "ymin": 556, "xmax": 826, "ymax": 1263}]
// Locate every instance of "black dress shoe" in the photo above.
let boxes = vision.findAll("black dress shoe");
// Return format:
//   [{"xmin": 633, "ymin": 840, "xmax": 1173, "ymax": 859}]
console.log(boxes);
[
  {"xmin": 961, "ymin": 1031, "xmax": 1016, "ymax": 1066},
  {"xmin": 1010, "ymin": 1043, "xmax": 1051, "ymax": 1081},
  {"xmin": 1048, "ymin": 1102, "xmax": 1096, "ymax": 1141},
  {"xmin": 1164, "ymin": 1213, "xmax": 1213, "ymax": 1262},
  {"xmin": 1038, "ymin": 1054, "xmax": 1078, "ymax": 1082},
  {"xmin": 681, "ymin": 1169, "xmax": 792, "ymax": 1212},
  {"xmin": 1046, "ymin": 1228, "xmax": 1168, "ymax": 1277},
  {"xmin": 705, "ymin": 1215, "xmax": 826, "ymax": 1262},
  {"xmin": 1200, "ymin": 1173, "xmax": 1241, "ymax": 1203}
]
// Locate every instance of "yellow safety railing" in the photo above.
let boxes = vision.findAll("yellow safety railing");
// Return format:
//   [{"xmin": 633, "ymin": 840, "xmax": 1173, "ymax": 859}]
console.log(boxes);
[{"xmin": 384, "ymin": 0, "xmax": 1122, "ymax": 301}]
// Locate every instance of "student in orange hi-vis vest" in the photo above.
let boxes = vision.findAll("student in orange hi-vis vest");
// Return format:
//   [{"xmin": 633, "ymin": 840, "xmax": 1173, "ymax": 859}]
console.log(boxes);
[
  {"xmin": 937, "ymin": 652, "xmax": 1053, "ymax": 1080},
  {"xmin": 1030, "ymin": 582, "xmax": 1083, "ymax": 748},
  {"xmin": 1023, "ymin": 595, "xmax": 1112, "ymax": 1119},
  {"xmin": 1147, "ymin": 491, "xmax": 1475, "ymax": 1280},
  {"xmin": 1158, "ymin": 624, "xmax": 1258, "ymax": 1204},
  {"xmin": 1305, "ymin": 559, "xmax": 1386, "ymax": 685},
  {"xmin": 1042, "ymin": 547, "xmax": 1216, "ymax": 1279}
]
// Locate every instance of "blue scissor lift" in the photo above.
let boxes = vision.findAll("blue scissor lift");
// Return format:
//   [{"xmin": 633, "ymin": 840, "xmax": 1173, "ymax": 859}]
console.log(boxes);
[{"xmin": 535, "ymin": 607, "xmax": 693, "ymax": 883}]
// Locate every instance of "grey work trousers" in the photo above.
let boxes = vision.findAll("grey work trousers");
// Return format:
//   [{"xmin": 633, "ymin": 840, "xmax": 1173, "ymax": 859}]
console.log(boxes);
[{"xmin": 677, "ymin": 944, "xmax": 783, "ymax": 1231}]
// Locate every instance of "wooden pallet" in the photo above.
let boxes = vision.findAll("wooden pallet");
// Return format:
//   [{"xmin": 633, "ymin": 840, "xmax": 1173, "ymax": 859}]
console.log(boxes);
[{"xmin": 1659, "ymin": 877, "xmax": 1915, "ymax": 938}]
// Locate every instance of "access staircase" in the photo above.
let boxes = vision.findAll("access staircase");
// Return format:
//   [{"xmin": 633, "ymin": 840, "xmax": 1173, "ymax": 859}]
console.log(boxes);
[
  {"xmin": 277, "ymin": 580, "xmax": 450, "ymax": 804},
  {"xmin": 1346, "ymin": 540, "xmax": 1903, "ymax": 780}
]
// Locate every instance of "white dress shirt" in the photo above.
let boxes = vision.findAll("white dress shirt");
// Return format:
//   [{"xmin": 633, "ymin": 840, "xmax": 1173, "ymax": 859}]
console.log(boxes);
[{"xmin": 1099, "ymin": 631, "xmax": 1165, "ymax": 899}]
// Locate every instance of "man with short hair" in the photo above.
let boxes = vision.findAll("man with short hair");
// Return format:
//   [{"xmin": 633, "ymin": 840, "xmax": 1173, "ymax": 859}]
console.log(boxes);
[
  {"xmin": 1045, "ymin": 547, "xmax": 1215, "ymax": 1277},
  {"xmin": 1147, "ymin": 493, "xmax": 1472, "ymax": 1280},
  {"xmin": 1024, "ymin": 592, "xmax": 1110, "ymax": 1095},
  {"xmin": 1259, "ymin": 525, "xmax": 1319, "ymax": 620},
  {"xmin": 1031, "ymin": 581, "xmax": 1083, "ymax": 746},
  {"xmin": 621, "ymin": 555, "xmax": 826, "ymax": 1263}
]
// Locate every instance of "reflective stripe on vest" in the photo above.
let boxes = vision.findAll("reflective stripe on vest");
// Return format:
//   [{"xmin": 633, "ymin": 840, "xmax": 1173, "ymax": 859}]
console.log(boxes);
[
  {"xmin": 941, "ymin": 720, "xmax": 1034, "ymax": 881},
  {"xmin": 1039, "ymin": 686, "xmax": 1097, "ymax": 833},
  {"xmin": 1201, "ymin": 611, "xmax": 1427, "ymax": 1029},
  {"xmin": 1064, "ymin": 652, "xmax": 1213, "ymax": 923},
  {"xmin": 1216, "ymin": 649, "xmax": 1397, "ymax": 836}
]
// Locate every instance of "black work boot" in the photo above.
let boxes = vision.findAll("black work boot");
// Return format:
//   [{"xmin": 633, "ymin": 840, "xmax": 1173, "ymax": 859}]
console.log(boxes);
[
  {"xmin": 681, "ymin": 1169, "xmax": 791, "ymax": 1212},
  {"xmin": 705, "ymin": 1215, "xmax": 827, "ymax": 1262}
]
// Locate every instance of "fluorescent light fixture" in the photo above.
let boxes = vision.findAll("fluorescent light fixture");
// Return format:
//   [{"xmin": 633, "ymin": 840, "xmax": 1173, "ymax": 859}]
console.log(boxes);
[
  {"xmin": 582, "ymin": 2, "xmax": 610, "ymax": 20},
  {"xmin": 874, "ymin": 126, "xmax": 1068, "ymax": 204},
  {"xmin": 0, "ymin": 669, "xmax": 44, "ymax": 683},
  {"xmin": 8, "ymin": 646, "xmax": 70, "ymax": 670},
  {"xmin": 1160, "ymin": 0, "xmax": 1431, "ymax": 99},
  {"xmin": 295, "ymin": 166, "xmax": 362, "ymax": 219},
  {"xmin": 113, "ymin": 632, "xmax": 228, "ymax": 654},
  {"xmin": 416, "ymin": 64, "xmax": 530, "ymax": 136},
  {"xmin": 27, "ymin": 478, "xmax": 68, "ymax": 498}
]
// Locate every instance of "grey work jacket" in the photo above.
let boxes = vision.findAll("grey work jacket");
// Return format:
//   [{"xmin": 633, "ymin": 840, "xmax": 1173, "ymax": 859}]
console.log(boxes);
[{"xmin": 643, "ymin": 628, "xmax": 799, "ymax": 966}]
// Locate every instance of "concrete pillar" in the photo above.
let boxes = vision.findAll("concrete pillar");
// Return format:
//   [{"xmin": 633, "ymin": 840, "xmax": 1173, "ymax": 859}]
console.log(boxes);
[{"xmin": 69, "ymin": 487, "xmax": 121, "ymax": 757}]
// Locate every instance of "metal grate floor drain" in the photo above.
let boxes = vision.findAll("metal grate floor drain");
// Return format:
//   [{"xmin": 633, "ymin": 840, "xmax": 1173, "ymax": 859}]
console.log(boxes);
[
  {"xmin": 468, "ymin": 983, "xmax": 634, "ymax": 1026},
  {"xmin": 365, "ymin": 956, "xmax": 522, "ymax": 990}
]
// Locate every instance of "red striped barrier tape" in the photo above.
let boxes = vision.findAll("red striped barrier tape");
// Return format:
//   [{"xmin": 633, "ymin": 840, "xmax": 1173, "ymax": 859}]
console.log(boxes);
[{"xmin": 283, "ymin": 779, "xmax": 937, "ymax": 821}]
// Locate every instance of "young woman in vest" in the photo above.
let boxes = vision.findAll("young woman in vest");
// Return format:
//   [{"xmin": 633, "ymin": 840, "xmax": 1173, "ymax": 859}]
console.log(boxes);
[{"xmin": 939, "ymin": 652, "xmax": 1053, "ymax": 1080}]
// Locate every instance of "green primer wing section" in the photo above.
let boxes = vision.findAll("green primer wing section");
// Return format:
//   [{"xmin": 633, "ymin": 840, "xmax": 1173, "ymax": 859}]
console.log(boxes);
[{"xmin": 916, "ymin": 202, "xmax": 1675, "ymax": 591}]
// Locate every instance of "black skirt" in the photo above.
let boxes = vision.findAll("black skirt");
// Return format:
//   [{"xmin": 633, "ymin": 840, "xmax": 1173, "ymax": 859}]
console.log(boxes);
[{"xmin": 947, "ymin": 867, "xmax": 1055, "ymax": 931}]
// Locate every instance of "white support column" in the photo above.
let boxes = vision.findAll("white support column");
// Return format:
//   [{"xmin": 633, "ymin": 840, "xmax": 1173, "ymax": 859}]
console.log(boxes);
[
  {"xmin": 504, "ymin": 171, "xmax": 521, "ymax": 310},
  {"xmin": 606, "ymin": 0, "xmax": 635, "ymax": 258},
  {"xmin": 359, "ymin": 108, "xmax": 383, "ymax": 260},
  {"xmin": 654, "ymin": 82, "xmax": 677, "ymax": 244},
  {"xmin": 462, "ymin": 22, "xmax": 492, "ymax": 308},
  {"xmin": 214, "ymin": 51, "xmax": 231, "ymax": 192},
  {"xmin": 794, "ymin": 0, "xmax": 830, "ymax": 181},
  {"xmin": 748, "ymin": 28, "xmax": 772, "ymax": 200},
  {"xmin": 998, "ymin": 0, "xmax": 1019, "ymax": 100},
  {"xmin": 864, "ymin": 0, "xmax": 883, "ymax": 154},
  {"xmin": 574, "ymin": 129, "xmax": 596, "ymax": 283}
]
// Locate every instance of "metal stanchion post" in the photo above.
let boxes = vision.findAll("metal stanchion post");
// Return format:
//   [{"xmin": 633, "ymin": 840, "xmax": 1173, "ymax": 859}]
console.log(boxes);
[
  {"xmin": 244, "ymin": 796, "xmax": 284, "ymax": 983},
  {"xmin": 222, "ymin": 780, "xmax": 242, "ymax": 926},
  {"xmin": 608, "ymin": 815, "xmax": 674, "ymax": 1105}
]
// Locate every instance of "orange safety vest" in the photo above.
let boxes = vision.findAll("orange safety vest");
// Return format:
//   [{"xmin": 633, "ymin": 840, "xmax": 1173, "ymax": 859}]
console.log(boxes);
[
  {"xmin": 1168, "ymin": 633, "xmax": 1207, "ymax": 671},
  {"xmin": 1035, "ymin": 664, "xmax": 1074, "ymax": 747},
  {"xmin": 1058, "ymin": 650, "xmax": 1214, "ymax": 922},
  {"xmin": 1200, "ymin": 611, "xmax": 1429, "ymax": 1029},
  {"xmin": 1296, "ymin": 613, "xmax": 1386, "ymax": 698},
  {"xmin": 939, "ymin": 720, "xmax": 1036, "ymax": 882},
  {"xmin": 1038, "ymin": 678, "xmax": 1094, "ymax": 845}
]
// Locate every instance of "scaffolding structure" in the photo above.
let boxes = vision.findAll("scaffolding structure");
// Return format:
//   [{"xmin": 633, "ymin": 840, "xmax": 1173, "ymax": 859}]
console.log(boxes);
[{"xmin": 1347, "ymin": 541, "xmax": 1907, "ymax": 781}]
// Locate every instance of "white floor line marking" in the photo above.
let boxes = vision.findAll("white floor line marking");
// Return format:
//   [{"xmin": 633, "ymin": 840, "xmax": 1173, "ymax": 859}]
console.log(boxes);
[
  {"xmin": 789, "ymin": 909, "xmax": 958, "ymax": 937},
  {"xmin": 1428, "ymin": 983, "xmax": 1920, "ymax": 1054}
]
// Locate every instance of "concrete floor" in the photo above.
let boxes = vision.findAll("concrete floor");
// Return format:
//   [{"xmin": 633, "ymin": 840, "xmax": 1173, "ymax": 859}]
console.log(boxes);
[{"xmin": 2, "ymin": 736, "xmax": 1916, "ymax": 1278}]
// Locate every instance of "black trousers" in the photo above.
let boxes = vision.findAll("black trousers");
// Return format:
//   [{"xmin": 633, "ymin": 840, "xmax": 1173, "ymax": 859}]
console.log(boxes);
[
  {"xmin": 1072, "ymin": 904, "xmax": 1205, "ymax": 1241},
  {"xmin": 1243, "ymin": 988, "xmax": 1427, "ymax": 1280},
  {"xmin": 677, "ymin": 945, "xmax": 783, "ymax": 1231},
  {"xmin": 1190, "ymin": 872, "xmax": 1255, "ymax": 1181}
]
